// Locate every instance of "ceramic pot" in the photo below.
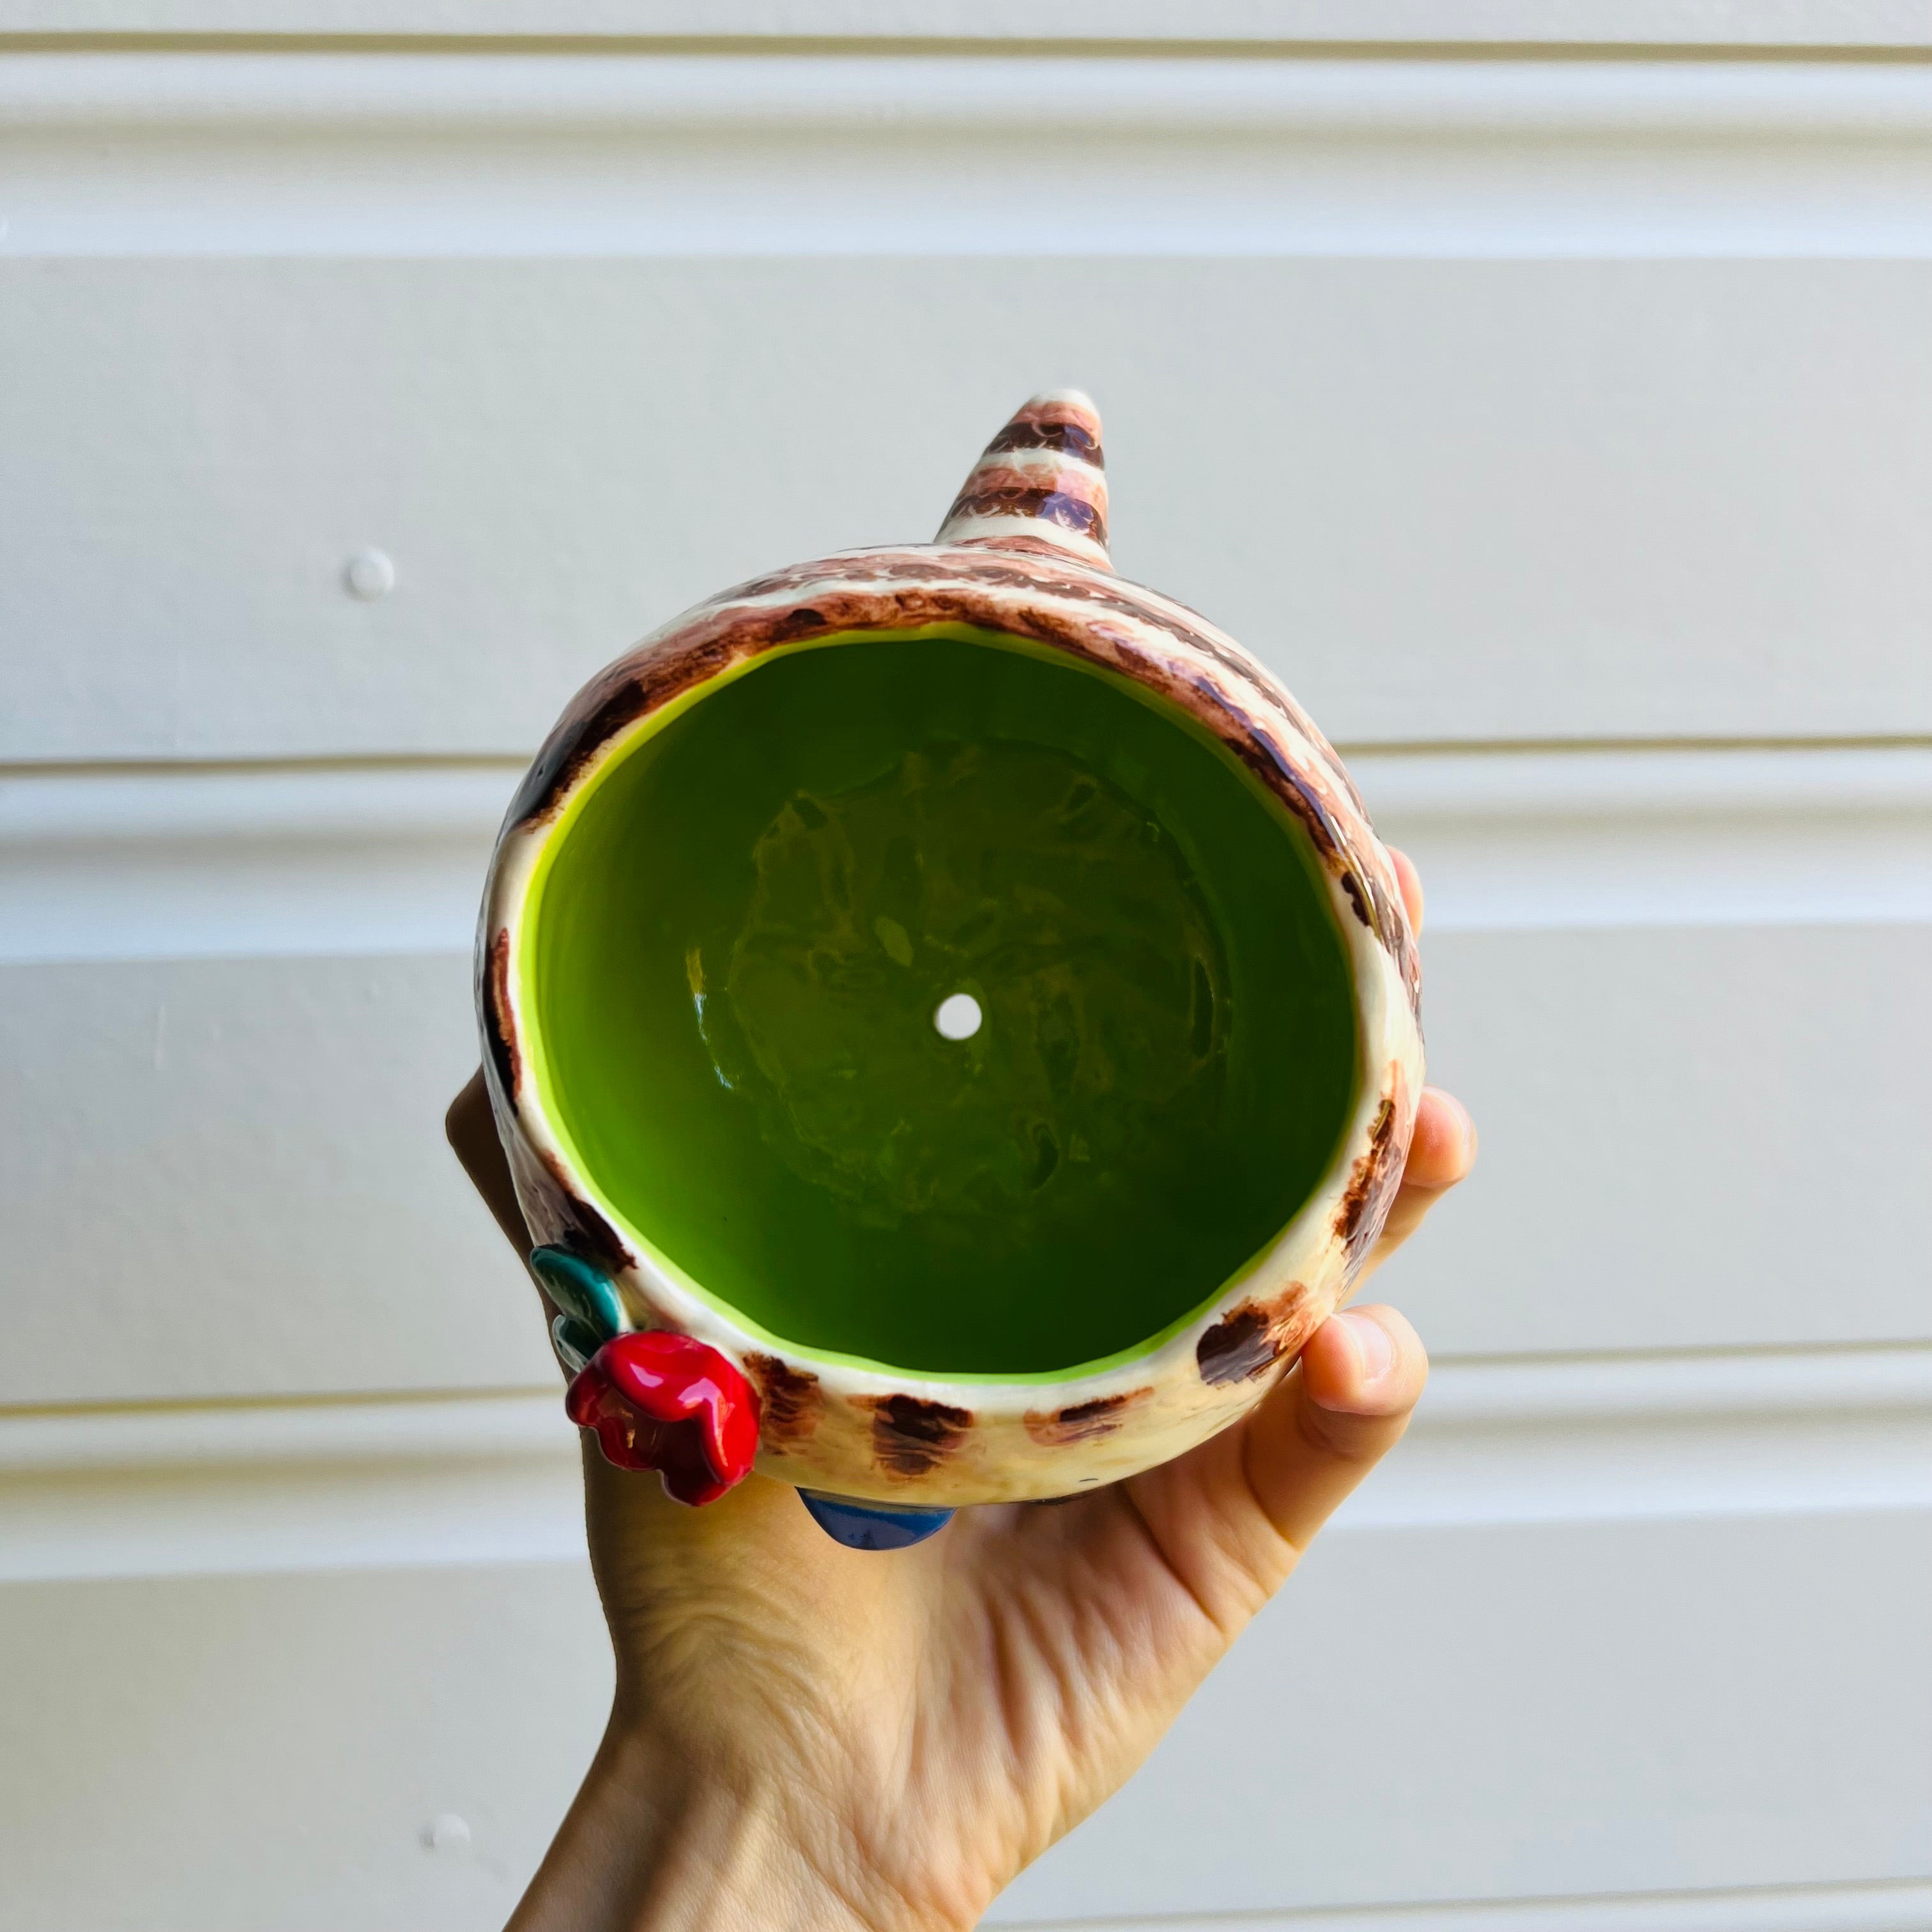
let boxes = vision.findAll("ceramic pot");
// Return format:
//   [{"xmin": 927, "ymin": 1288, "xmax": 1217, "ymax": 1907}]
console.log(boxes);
[{"xmin": 476, "ymin": 391, "xmax": 1422, "ymax": 1544}]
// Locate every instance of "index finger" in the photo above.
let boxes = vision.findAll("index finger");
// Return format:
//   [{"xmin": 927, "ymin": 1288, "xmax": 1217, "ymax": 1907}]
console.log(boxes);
[
  {"xmin": 1240, "ymin": 1304, "xmax": 1429, "ymax": 1554},
  {"xmin": 445, "ymin": 1068, "xmax": 530, "ymax": 1257},
  {"xmin": 1388, "ymin": 845, "xmax": 1424, "ymax": 936}
]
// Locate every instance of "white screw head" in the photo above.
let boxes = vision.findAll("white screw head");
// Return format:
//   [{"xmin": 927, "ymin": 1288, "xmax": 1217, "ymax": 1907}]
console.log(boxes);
[
  {"xmin": 343, "ymin": 548, "xmax": 396, "ymax": 601},
  {"xmin": 423, "ymin": 1813, "xmax": 471, "ymax": 1854},
  {"xmin": 934, "ymin": 992, "xmax": 983, "ymax": 1041}
]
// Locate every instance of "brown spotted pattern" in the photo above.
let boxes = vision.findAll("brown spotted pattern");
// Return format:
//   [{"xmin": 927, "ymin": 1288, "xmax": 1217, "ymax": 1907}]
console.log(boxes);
[
  {"xmin": 862, "ymin": 1394, "xmax": 974, "ymax": 1478},
  {"xmin": 478, "ymin": 387, "xmax": 1425, "ymax": 1507},
  {"xmin": 1195, "ymin": 1303, "xmax": 1278, "ymax": 1386},
  {"xmin": 500, "ymin": 544, "xmax": 1419, "ymax": 1018},
  {"xmin": 1023, "ymin": 1386, "xmax": 1153, "ymax": 1446},
  {"xmin": 743, "ymin": 1354, "xmax": 825, "ymax": 1449},
  {"xmin": 535, "ymin": 1149, "xmax": 634, "ymax": 1280},
  {"xmin": 1195, "ymin": 1279, "xmax": 1320, "ymax": 1387},
  {"xmin": 482, "ymin": 928, "xmax": 521, "ymax": 1099},
  {"xmin": 1335, "ymin": 1069, "xmax": 1413, "ymax": 1268}
]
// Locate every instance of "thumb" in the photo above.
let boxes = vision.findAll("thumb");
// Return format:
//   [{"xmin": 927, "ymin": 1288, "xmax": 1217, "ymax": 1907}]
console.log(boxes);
[{"xmin": 1240, "ymin": 1305, "xmax": 1428, "ymax": 1556}]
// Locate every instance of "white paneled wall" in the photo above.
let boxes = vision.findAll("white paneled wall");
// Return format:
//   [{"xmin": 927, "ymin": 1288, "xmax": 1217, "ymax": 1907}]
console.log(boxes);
[{"xmin": 1, "ymin": 12, "xmax": 1929, "ymax": 1931}]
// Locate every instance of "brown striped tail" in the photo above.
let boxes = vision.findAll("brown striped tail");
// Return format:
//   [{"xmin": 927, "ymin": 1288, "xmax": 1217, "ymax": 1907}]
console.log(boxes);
[{"xmin": 935, "ymin": 390, "xmax": 1111, "ymax": 572}]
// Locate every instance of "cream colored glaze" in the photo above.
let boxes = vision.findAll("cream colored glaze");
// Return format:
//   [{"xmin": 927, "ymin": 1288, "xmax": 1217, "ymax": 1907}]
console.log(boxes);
[{"xmin": 476, "ymin": 391, "xmax": 1423, "ymax": 1506}]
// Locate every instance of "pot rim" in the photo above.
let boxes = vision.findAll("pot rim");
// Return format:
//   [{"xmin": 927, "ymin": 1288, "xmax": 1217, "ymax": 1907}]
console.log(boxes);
[{"xmin": 479, "ymin": 558, "xmax": 1416, "ymax": 1418}]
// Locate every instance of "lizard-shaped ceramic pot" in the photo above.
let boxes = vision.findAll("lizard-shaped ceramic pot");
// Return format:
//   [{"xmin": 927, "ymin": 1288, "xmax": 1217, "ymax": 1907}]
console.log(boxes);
[{"xmin": 476, "ymin": 391, "xmax": 1423, "ymax": 1549}]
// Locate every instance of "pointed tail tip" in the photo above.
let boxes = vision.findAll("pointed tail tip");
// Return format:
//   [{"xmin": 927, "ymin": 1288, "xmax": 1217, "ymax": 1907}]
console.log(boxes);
[
  {"xmin": 933, "ymin": 388, "xmax": 1112, "ymax": 571},
  {"xmin": 1029, "ymin": 385, "xmax": 1100, "ymax": 417}
]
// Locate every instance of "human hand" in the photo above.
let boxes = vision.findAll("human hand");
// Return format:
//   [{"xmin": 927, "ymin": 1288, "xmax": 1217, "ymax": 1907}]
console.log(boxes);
[{"xmin": 446, "ymin": 848, "xmax": 1475, "ymax": 1932}]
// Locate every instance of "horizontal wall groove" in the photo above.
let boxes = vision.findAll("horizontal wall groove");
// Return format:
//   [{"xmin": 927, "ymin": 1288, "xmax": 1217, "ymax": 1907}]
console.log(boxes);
[
  {"xmin": 1, "ymin": 1342, "xmax": 1921, "ymax": 1461},
  {"xmin": 9, "ymin": 50, "xmax": 1932, "ymax": 259},
  {"xmin": 7, "ymin": 744, "xmax": 1926, "ymax": 963},
  {"xmin": 5, "ymin": 732, "xmax": 1932, "ymax": 783},
  {"xmin": 7, "ymin": 3, "xmax": 1932, "ymax": 54},
  {"xmin": 1340, "ymin": 735, "xmax": 1932, "ymax": 760},
  {"xmin": 0, "ymin": 752, "xmax": 531, "ymax": 782},
  {"xmin": 12, "ymin": 36, "xmax": 1932, "ymax": 60},
  {"xmin": 0, "ymin": 1387, "xmax": 575, "ymax": 1476},
  {"xmin": 1418, "ymin": 1343, "xmax": 1932, "ymax": 1426},
  {"xmin": 992, "ymin": 1874, "xmax": 1932, "ymax": 1932},
  {"xmin": 10, "ymin": 51, "xmax": 1932, "ymax": 135},
  {"xmin": 1, "ymin": 1346, "xmax": 1921, "ymax": 1582}
]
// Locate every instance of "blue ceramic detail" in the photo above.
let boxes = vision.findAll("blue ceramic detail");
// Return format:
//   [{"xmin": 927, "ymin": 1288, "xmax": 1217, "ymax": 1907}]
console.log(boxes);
[
  {"xmin": 529, "ymin": 1245, "xmax": 628, "ymax": 1339},
  {"xmin": 798, "ymin": 1490, "xmax": 956, "ymax": 1551},
  {"xmin": 550, "ymin": 1313, "xmax": 602, "ymax": 1375}
]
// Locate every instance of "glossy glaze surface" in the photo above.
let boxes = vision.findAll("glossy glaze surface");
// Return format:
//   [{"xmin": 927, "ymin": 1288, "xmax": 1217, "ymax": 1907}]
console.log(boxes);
[
  {"xmin": 479, "ymin": 388, "xmax": 1424, "ymax": 1506},
  {"xmin": 525, "ymin": 631, "xmax": 1358, "ymax": 1377},
  {"xmin": 564, "ymin": 1329, "xmax": 761, "ymax": 1505}
]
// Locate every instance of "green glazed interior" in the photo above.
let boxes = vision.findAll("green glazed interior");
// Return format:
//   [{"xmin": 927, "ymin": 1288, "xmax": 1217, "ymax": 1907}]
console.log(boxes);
[{"xmin": 523, "ymin": 627, "xmax": 1358, "ymax": 1379}]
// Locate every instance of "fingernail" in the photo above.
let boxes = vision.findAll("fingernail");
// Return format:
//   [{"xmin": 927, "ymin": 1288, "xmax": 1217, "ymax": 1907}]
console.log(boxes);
[{"xmin": 1338, "ymin": 1310, "xmax": 1395, "ymax": 1386}]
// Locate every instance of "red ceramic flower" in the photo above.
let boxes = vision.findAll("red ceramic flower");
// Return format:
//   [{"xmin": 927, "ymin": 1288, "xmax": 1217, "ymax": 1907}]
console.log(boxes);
[{"xmin": 565, "ymin": 1331, "xmax": 762, "ymax": 1506}]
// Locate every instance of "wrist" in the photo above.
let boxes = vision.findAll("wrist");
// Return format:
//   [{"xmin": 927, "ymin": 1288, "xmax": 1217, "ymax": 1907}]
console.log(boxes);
[{"xmin": 509, "ymin": 1715, "xmax": 908, "ymax": 1932}]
